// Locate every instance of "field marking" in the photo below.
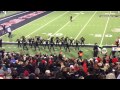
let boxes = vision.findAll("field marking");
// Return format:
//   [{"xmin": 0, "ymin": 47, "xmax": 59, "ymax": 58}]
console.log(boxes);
[
  {"xmin": 48, "ymin": 12, "xmax": 81, "ymax": 39},
  {"xmin": 26, "ymin": 11, "xmax": 69, "ymax": 38},
  {"xmin": 0, "ymin": 11, "xmax": 56, "ymax": 38},
  {"xmin": 100, "ymin": 11, "xmax": 111, "ymax": 46},
  {"xmin": 0, "ymin": 11, "xmax": 29, "ymax": 22},
  {"xmin": 74, "ymin": 11, "xmax": 97, "ymax": 40}
]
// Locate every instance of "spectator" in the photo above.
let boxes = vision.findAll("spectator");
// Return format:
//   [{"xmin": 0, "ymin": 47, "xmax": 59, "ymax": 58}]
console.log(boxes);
[{"xmin": 112, "ymin": 56, "xmax": 118, "ymax": 64}]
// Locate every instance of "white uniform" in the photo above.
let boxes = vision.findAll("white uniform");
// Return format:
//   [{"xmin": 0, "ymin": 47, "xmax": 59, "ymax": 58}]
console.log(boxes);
[
  {"xmin": 7, "ymin": 27, "xmax": 12, "ymax": 38},
  {"xmin": 7, "ymin": 27, "xmax": 11, "ymax": 33}
]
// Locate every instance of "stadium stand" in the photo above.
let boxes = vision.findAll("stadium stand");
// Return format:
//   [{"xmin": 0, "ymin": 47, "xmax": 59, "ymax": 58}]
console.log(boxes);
[{"xmin": 0, "ymin": 48, "xmax": 120, "ymax": 79}]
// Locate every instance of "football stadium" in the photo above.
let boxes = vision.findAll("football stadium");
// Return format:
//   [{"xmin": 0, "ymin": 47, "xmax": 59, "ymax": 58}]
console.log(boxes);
[{"xmin": 0, "ymin": 11, "xmax": 120, "ymax": 79}]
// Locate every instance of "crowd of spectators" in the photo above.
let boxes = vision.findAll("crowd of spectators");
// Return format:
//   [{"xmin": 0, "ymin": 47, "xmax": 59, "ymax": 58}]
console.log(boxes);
[{"xmin": 0, "ymin": 48, "xmax": 120, "ymax": 79}]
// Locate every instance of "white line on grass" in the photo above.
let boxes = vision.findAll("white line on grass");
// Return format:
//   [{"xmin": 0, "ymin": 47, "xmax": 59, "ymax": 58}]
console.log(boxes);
[
  {"xmin": 26, "ymin": 11, "xmax": 69, "ymax": 38},
  {"xmin": 0, "ymin": 11, "xmax": 56, "ymax": 38},
  {"xmin": 99, "ymin": 11, "xmax": 111, "ymax": 46},
  {"xmin": 48, "ymin": 12, "xmax": 81, "ymax": 39},
  {"xmin": 0, "ymin": 11, "xmax": 29, "ymax": 21},
  {"xmin": 74, "ymin": 11, "xmax": 97, "ymax": 40}
]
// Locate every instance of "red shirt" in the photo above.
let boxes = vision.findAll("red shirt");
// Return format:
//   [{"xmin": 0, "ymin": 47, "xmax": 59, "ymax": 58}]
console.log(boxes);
[
  {"xmin": 112, "ymin": 58, "xmax": 118, "ymax": 63},
  {"xmin": 96, "ymin": 57, "xmax": 101, "ymax": 62},
  {"xmin": 83, "ymin": 62, "xmax": 88, "ymax": 74},
  {"xmin": 49, "ymin": 59, "xmax": 53, "ymax": 65}
]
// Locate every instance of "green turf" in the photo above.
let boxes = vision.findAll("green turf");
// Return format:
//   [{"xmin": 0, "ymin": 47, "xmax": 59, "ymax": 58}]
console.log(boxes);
[
  {"xmin": 1, "ymin": 11, "xmax": 120, "ymax": 58},
  {"xmin": 0, "ymin": 44, "xmax": 113, "ymax": 59}
]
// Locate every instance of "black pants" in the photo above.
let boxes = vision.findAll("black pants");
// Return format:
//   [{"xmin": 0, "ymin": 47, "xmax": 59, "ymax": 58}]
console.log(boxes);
[
  {"xmin": 75, "ymin": 45, "xmax": 79, "ymax": 50},
  {"xmin": 81, "ymin": 41, "xmax": 85, "ymax": 45},
  {"xmin": 93, "ymin": 50, "xmax": 98, "ymax": 57},
  {"xmin": 0, "ymin": 43, "xmax": 2, "ymax": 47},
  {"xmin": 23, "ymin": 45, "xmax": 28, "ymax": 50},
  {"xmin": 8, "ymin": 32, "xmax": 12, "ymax": 38},
  {"xmin": 49, "ymin": 46, "xmax": 55, "ymax": 51},
  {"xmin": 34, "ymin": 45, "xmax": 40, "ymax": 51},
  {"xmin": 44, "ymin": 44, "xmax": 49, "ymax": 49},
  {"xmin": 65, "ymin": 47, "xmax": 70, "ymax": 52},
  {"xmin": 60, "ymin": 44, "xmax": 65, "ymax": 50},
  {"xmin": 18, "ymin": 43, "xmax": 21, "ymax": 48},
  {"xmin": 56, "ymin": 42, "xmax": 59, "ymax": 46}
]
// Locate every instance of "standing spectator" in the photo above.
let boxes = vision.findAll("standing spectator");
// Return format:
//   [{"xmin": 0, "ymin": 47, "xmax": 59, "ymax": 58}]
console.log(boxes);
[
  {"xmin": 112, "ymin": 56, "xmax": 118, "ymax": 64},
  {"xmin": 93, "ymin": 43, "xmax": 99, "ymax": 57},
  {"xmin": 78, "ymin": 50, "xmax": 83, "ymax": 60},
  {"xmin": 0, "ymin": 65, "xmax": 5, "ymax": 78}
]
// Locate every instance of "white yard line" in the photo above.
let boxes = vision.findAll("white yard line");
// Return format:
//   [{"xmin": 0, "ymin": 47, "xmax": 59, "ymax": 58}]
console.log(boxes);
[
  {"xmin": 0, "ymin": 11, "xmax": 29, "ymax": 21},
  {"xmin": 26, "ymin": 11, "xmax": 69, "ymax": 38},
  {"xmin": 74, "ymin": 11, "xmax": 97, "ymax": 40},
  {"xmin": 100, "ymin": 11, "xmax": 111, "ymax": 46},
  {"xmin": 0, "ymin": 11, "xmax": 56, "ymax": 38},
  {"xmin": 48, "ymin": 12, "xmax": 81, "ymax": 39}
]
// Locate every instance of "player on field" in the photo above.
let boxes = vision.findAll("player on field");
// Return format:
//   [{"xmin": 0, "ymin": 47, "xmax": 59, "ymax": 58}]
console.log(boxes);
[
  {"xmin": 70, "ymin": 16, "xmax": 73, "ymax": 22},
  {"xmin": 7, "ymin": 26, "xmax": 12, "ymax": 38}
]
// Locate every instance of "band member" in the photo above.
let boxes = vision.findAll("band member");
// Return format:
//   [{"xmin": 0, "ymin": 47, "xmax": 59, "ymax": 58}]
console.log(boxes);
[
  {"xmin": 31, "ymin": 38, "xmax": 35, "ymax": 48},
  {"xmin": 80, "ymin": 37, "xmax": 85, "ymax": 45},
  {"xmin": 69, "ymin": 38, "xmax": 74, "ymax": 46},
  {"xmin": 23, "ymin": 40, "xmax": 28, "ymax": 50},
  {"xmin": 75, "ymin": 40, "xmax": 79, "ymax": 50},
  {"xmin": 60, "ymin": 39, "xmax": 65, "ymax": 50},
  {"xmin": 34, "ymin": 40, "xmax": 40, "ymax": 51},
  {"xmin": 28, "ymin": 38, "xmax": 32, "ymax": 47},
  {"xmin": 65, "ymin": 42, "xmax": 70, "ymax": 52},
  {"xmin": 16, "ymin": 39, "xmax": 21, "ymax": 48},
  {"xmin": 49, "ymin": 41, "xmax": 55, "ymax": 51},
  {"xmin": 44, "ymin": 40, "xmax": 49, "ymax": 49},
  {"xmin": 56, "ymin": 37, "xmax": 60, "ymax": 46}
]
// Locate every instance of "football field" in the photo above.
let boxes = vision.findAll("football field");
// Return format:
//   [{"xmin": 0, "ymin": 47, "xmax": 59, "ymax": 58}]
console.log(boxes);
[{"xmin": 1, "ymin": 11, "xmax": 120, "ymax": 58}]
